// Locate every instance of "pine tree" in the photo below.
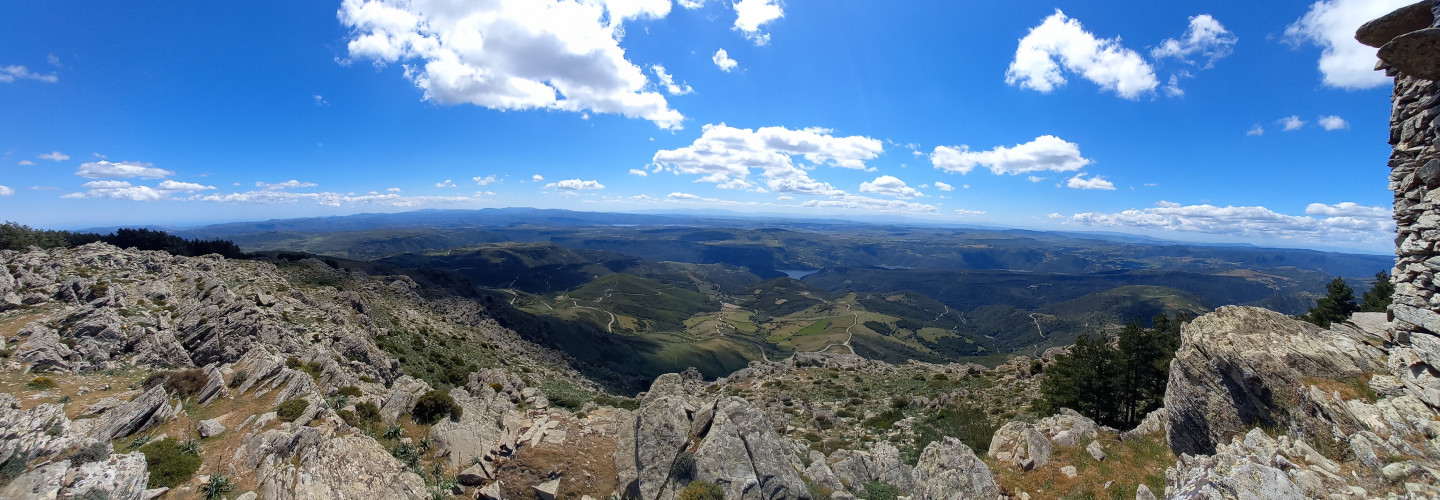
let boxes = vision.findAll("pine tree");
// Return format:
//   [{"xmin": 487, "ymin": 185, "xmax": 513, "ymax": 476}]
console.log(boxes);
[
  {"xmin": 1360, "ymin": 270, "xmax": 1394, "ymax": 313},
  {"xmin": 1039, "ymin": 313, "xmax": 1187, "ymax": 429},
  {"xmin": 1303, "ymin": 277, "xmax": 1359, "ymax": 328}
]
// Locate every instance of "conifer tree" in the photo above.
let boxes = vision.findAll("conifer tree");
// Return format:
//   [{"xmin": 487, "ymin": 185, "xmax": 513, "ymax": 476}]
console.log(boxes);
[
  {"xmin": 1303, "ymin": 277, "xmax": 1359, "ymax": 327},
  {"xmin": 1360, "ymin": 270, "xmax": 1394, "ymax": 313}
]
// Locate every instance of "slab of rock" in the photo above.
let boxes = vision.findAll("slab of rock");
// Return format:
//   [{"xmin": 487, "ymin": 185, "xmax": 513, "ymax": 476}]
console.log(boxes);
[
  {"xmin": 197, "ymin": 418, "xmax": 225, "ymax": 438},
  {"xmin": 1135, "ymin": 484, "xmax": 1157, "ymax": 500},
  {"xmin": 616, "ymin": 373, "xmax": 694, "ymax": 500},
  {"xmin": 256, "ymin": 435, "xmax": 427, "ymax": 499},
  {"xmin": 0, "ymin": 461, "xmax": 68, "ymax": 499},
  {"xmin": 533, "ymin": 478, "xmax": 560, "ymax": 500},
  {"xmin": 429, "ymin": 388, "xmax": 513, "ymax": 468},
  {"xmin": 1380, "ymin": 28, "xmax": 1440, "ymax": 80},
  {"xmin": 92, "ymin": 385, "xmax": 173, "ymax": 442},
  {"xmin": 1164, "ymin": 306, "xmax": 1364, "ymax": 455},
  {"xmin": 457, "ymin": 463, "xmax": 491, "ymax": 486},
  {"xmin": 1060, "ymin": 465, "xmax": 1078, "ymax": 479},
  {"xmin": 693, "ymin": 397, "xmax": 810, "ymax": 500},
  {"xmin": 911, "ymin": 437, "xmax": 999, "ymax": 500},
  {"xmin": 478, "ymin": 481, "xmax": 505, "ymax": 500},
  {"xmin": 987, "ymin": 423, "xmax": 1053, "ymax": 471},
  {"xmin": 15, "ymin": 324, "xmax": 73, "ymax": 372},
  {"xmin": 1086, "ymin": 441, "xmax": 1106, "ymax": 461},
  {"xmin": 65, "ymin": 451, "xmax": 149, "ymax": 500},
  {"xmin": 1356, "ymin": 1, "xmax": 1435, "ymax": 48}
]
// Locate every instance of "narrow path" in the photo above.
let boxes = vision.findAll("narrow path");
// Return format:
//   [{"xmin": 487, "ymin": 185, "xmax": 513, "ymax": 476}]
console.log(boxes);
[
  {"xmin": 1029, "ymin": 313, "xmax": 1046, "ymax": 338},
  {"xmin": 931, "ymin": 304, "xmax": 949, "ymax": 322}
]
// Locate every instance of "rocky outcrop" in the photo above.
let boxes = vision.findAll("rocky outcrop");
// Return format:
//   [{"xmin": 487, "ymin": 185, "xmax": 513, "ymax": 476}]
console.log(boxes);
[
  {"xmin": 1163, "ymin": 306, "xmax": 1369, "ymax": 456},
  {"xmin": 65, "ymin": 452, "xmax": 150, "ymax": 500},
  {"xmin": 987, "ymin": 409, "xmax": 1097, "ymax": 471},
  {"xmin": 91, "ymin": 385, "xmax": 176, "ymax": 442},
  {"xmin": 692, "ymin": 397, "xmax": 810, "ymax": 499},
  {"xmin": 428, "ymin": 386, "xmax": 516, "ymax": 468},
  {"xmin": 0, "ymin": 395, "xmax": 82, "ymax": 469},
  {"xmin": 257, "ymin": 434, "xmax": 429, "ymax": 500},
  {"xmin": 616, "ymin": 373, "xmax": 699, "ymax": 500},
  {"xmin": 911, "ymin": 437, "xmax": 999, "ymax": 500}
]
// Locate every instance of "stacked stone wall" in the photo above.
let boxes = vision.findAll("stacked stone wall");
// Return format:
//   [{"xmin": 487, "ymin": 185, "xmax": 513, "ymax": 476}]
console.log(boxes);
[{"xmin": 1364, "ymin": 0, "xmax": 1440, "ymax": 407}]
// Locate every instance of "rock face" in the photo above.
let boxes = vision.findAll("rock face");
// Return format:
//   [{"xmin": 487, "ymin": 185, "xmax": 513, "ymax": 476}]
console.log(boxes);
[
  {"xmin": 1366, "ymin": 0, "xmax": 1440, "ymax": 411},
  {"xmin": 257, "ymin": 435, "xmax": 429, "ymax": 500},
  {"xmin": 911, "ymin": 437, "xmax": 999, "ymax": 500},
  {"xmin": 987, "ymin": 409, "xmax": 1097, "ymax": 471},
  {"xmin": 428, "ymin": 386, "xmax": 515, "ymax": 468},
  {"xmin": 692, "ymin": 397, "xmax": 810, "ymax": 499},
  {"xmin": 91, "ymin": 385, "xmax": 176, "ymax": 442},
  {"xmin": 1163, "ymin": 306, "xmax": 1367, "ymax": 455}
]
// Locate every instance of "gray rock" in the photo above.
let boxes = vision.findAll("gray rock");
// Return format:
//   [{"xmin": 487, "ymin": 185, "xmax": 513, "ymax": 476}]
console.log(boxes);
[
  {"xmin": 457, "ymin": 463, "xmax": 490, "ymax": 486},
  {"xmin": 1380, "ymin": 28, "xmax": 1440, "ymax": 80},
  {"xmin": 1135, "ymin": 483, "xmax": 1156, "ymax": 500},
  {"xmin": 256, "ymin": 435, "xmax": 428, "ymax": 500},
  {"xmin": 534, "ymin": 478, "xmax": 560, "ymax": 500},
  {"xmin": 92, "ymin": 385, "xmax": 174, "ymax": 442},
  {"xmin": 1164, "ymin": 307, "xmax": 1363, "ymax": 455},
  {"xmin": 380, "ymin": 376, "xmax": 431, "ymax": 426},
  {"xmin": 429, "ymin": 388, "xmax": 514, "ymax": 468},
  {"xmin": 693, "ymin": 397, "xmax": 810, "ymax": 500},
  {"xmin": 0, "ymin": 461, "xmax": 67, "ymax": 499},
  {"xmin": 1085, "ymin": 440, "xmax": 1106, "ymax": 461},
  {"xmin": 987, "ymin": 422, "xmax": 1053, "ymax": 471},
  {"xmin": 1356, "ymin": 1, "xmax": 1434, "ymax": 48},
  {"xmin": 479, "ymin": 481, "xmax": 505, "ymax": 500},
  {"xmin": 195, "ymin": 366, "xmax": 228, "ymax": 404},
  {"xmin": 911, "ymin": 437, "xmax": 999, "ymax": 500},
  {"xmin": 65, "ymin": 451, "xmax": 149, "ymax": 500},
  {"xmin": 618, "ymin": 373, "xmax": 694, "ymax": 500},
  {"xmin": 1120, "ymin": 408, "xmax": 1166, "ymax": 442},
  {"xmin": 197, "ymin": 418, "xmax": 225, "ymax": 438},
  {"xmin": 15, "ymin": 324, "xmax": 73, "ymax": 372}
]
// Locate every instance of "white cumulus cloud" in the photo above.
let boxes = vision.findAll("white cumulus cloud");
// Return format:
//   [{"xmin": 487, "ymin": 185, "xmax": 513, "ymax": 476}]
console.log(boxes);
[
  {"xmin": 1006, "ymin": 10, "xmax": 1158, "ymax": 99},
  {"xmin": 436, "ymin": 179, "xmax": 456, "ymax": 188},
  {"xmin": 1066, "ymin": 172, "xmax": 1115, "ymax": 190},
  {"xmin": 1318, "ymin": 115, "xmax": 1349, "ymax": 131},
  {"xmin": 1065, "ymin": 200, "xmax": 1394, "ymax": 246},
  {"xmin": 933, "ymin": 181, "xmax": 955, "ymax": 192},
  {"xmin": 0, "ymin": 65, "xmax": 58, "ymax": 84},
  {"xmin": 628, "ymin": 168, "xmax": 648, "ymax": 176},
  {"xmin": 0, "ymin": 186, "xmax": 13, "ymax": 196},
  {"xmin": 1280, "ymin": 115, "xmax": 1306, "ymax": 131},
  {"xmin": 859, "ymin": 175, "xmax": 923, "ymax": 198},
  {"xmin": 733, "ymin": 0, "xmax": 782, "ymax": 45},
  {"xmin": 338, "ymin": 0, "xmax": 684, "ymax": 129},
  {"xmin": 930, "ymin": 135, "xmax": 1091, "ymax": 175},
  {"xmin": 76, "ymin": 161, "xmax": 174, "ymax": 179},
  {"xmin": 1151, "ymin": 14, "xmax": 1238, "ymax": 68},
  {"xmin": 713, "ymin": 49, "xmax": 739, "ymax": 72},
  {"xmin": 157, "ymin": 180, "xmax": 216, "ymax": 192},
  {"xmin": 651, "ymin": 65, "xmax": 693, "ymax": 95},
  {"xmin": 668, "ymin": 192, "xmax": 701, "ymax": 200},
  {"xmin": 1284, "ymin": 0, "xmax": 1413, "ymax": 90},
  {"xmin": 651, "ymin": 123, "xmax": 882, "ymax": 195},
  {"xmin": 38, "ymin": 151, "xmax": 69, "ymax": 161},
  {"xmin": 256, "ymin": 180, "xmax": 318, "ymax": 190},
  {"xmin": 546, "ymin": 179, "xmax": 605, "ymax": 190},
  {"xmin": 532, "ymin": 174, "xmax": 545, "ymax": 182},
  {"xmin": 472, "ymin": 175, "xmax": 501, "ymax": 185},
  {"xmin": 1246, "ymin": 125, "xmax": 1265, "ymax": 136}
]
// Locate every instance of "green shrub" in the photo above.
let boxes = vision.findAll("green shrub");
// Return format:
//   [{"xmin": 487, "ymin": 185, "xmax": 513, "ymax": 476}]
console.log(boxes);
[
  {"xmin": 139, "ymin": 438, "xmax": 202, "ymax": 488},
  {"xmin": 228, "ymin": 369, "xmax": 248, "ymax": 388},
  {"xmin": 70, "ymin": 442, "xmax": 111, "ymax": 464},
  {"xmin": 355, "ymin": 401, "xmax": 381, "ymax": 427},
  {"xmin": 383, "ymin": 425, "xmax": 404, "ymax": 440},
  {"xmin": 670, "ymin": 451, "xmax": 696, "ymax": 481},
  {"xmin": 411, "ymin": 390, "xmax": 461, "ymax": 425},
  {"xmin": 864, "ymin": 481, "xmax": 899, "ymax": 500},
  {"xmin": 275, "ymin": 399, "xmax": 309, "ymax": 422},
  {"xmin": 863, "ymin": 408, "xmax": 904, "ymax": 431},
  {"xmin": 141, "ymin": 372, "xmax": 168, "ymax": 389},
  {"xmin": 0, "ymin": 451, "xmax": 32, "ymax": 487},
  {"xmin": 678, "ymin": 480, "xmax": 724, "ymax": 500},
  {"xmin": 75, "ymin": 489, "xmax": 110, "ymax": 500},
  {"xmin": 337, "ymin": 386, "xmax": 362, "ymax": 397},
  {"xmin": 201, "ymin": 472, "xmax": 235, "ymax": 500},
  {"xmin": 26, "ymin": 376, "xmax": 57, "ymax": 390},
  {"xmin": 285, "ymin": 357, "xmax": 303, "ymax": 369},
  {"xmin": 164, "ymin": 369, "xmax": 209, "ymax": 397}
]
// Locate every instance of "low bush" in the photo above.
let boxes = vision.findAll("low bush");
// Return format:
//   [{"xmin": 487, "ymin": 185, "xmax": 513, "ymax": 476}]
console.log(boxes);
[
  {"xmin": 70, "ymin": 442, "xmax": 110, "ymax": 465},
  {"xmin": 164, "ymin": 369, "xmax": 209, "ymax": 397},
  {"xmin": 863, "ymin": 481, "xmax": 899, "ymax": 500},
  {"xmin": 228, "ymin": 369, "xmax": 248, "ymax": 388},
  {"xmin": 26, "ymin": 376, "xmax": 57, "ymax": 390},
  {"xmin": 275, "ymin": 399, "xmax": 309, "ymax": 422},
  {"xmin": 411, "ymin": 390, "xmax": 461, "ymax": 424},
  {"xmin": 670, "ymin": 451, "xmax": 696, "ymax": 481},
  {"xmin": 337, "ymin": 386, "xmax": 362, "ymax": 397},
  {"xmin": 678, "ymin": 480, "xmax": 724, "ymax": 500},
  {"xmin": 139, "ymin": 438, "xmax": 202, "ymax": 488}
]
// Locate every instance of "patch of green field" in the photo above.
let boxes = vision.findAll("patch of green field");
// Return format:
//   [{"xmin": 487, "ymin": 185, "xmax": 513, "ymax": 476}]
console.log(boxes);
[{"xmin": 796, "ymin": 318, "xmax": 831, "ymax": 336}]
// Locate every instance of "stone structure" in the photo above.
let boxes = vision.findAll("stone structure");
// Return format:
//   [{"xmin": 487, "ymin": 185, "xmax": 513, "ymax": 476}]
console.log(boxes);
[{"xmin": 1362, "ymin": 1, "xmax": 1440, "ymax": 407}]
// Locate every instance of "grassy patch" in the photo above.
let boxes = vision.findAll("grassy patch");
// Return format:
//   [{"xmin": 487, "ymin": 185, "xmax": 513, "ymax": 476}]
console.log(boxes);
[
  {"xmin": 993, "ymin": 434, "xmax": 1172, "ymax": 500},
  {"xmin": 1304, "ymin": 373, "xmax": 1378, "ymax": 403},
  {"xmin": 139, "ymin": 438, "xmax": 202, "ymax": 488}
]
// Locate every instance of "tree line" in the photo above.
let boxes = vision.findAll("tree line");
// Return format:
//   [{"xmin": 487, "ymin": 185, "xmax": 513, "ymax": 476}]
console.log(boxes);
[
  {"xmin": 0, "ymin": 221, "xmax": 246, "ymax": 259},
  {"xmin": 1300, "ymin": 271, "xmax": 1393, "ymax": 328},
  {"xmin": 1039, "ymin": 313, "xmax": 1186, "ymax": 429}
]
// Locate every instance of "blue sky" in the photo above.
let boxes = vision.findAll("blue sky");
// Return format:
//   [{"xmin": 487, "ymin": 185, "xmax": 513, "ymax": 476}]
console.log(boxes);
[{"xmin": 0, "ymin": 0, "xmax": 1412, "ymax": 253}]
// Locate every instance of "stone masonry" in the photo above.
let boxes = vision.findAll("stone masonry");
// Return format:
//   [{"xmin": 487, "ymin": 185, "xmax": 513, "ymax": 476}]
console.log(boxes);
[{"xmin": 1360, "ymin": 1, "xmax": 1440, "ymax": 407}]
